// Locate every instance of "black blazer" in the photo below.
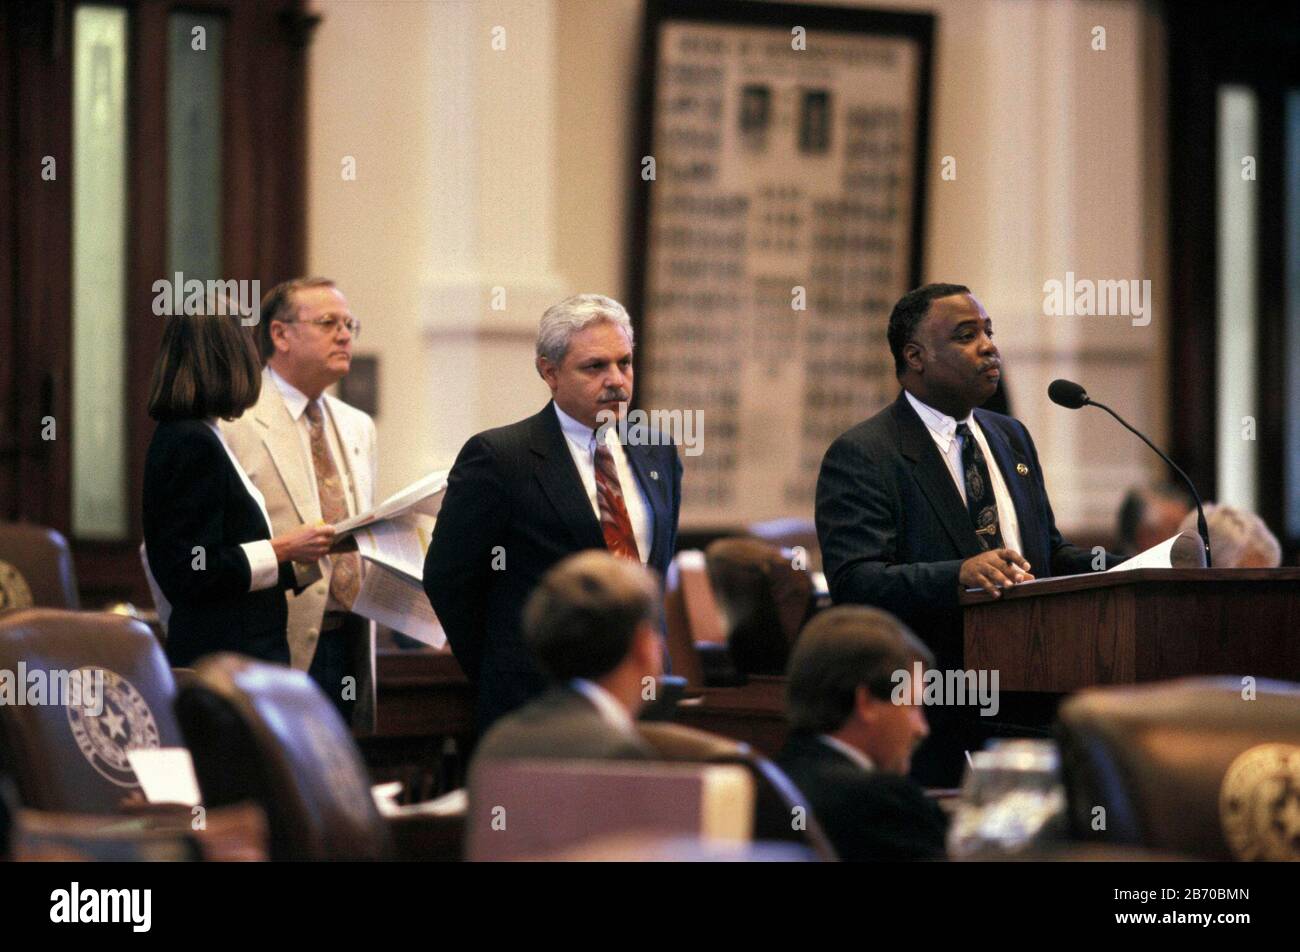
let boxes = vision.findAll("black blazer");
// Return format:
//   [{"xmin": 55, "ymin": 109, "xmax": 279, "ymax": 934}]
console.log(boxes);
[
  {"xmin": 143, "ymin": 419, "xmax": 295, "ymax": 667},
  {"xmin": 423, "ymin": 403, "xmax": 682, "ymax": 730},
  {"xmin": 777, "ymin": 731, "xmax": 948, "ymax": 862},
  {"xmin": 816, "ymin": 391, "xmax": 1112, "ymax": 665}
]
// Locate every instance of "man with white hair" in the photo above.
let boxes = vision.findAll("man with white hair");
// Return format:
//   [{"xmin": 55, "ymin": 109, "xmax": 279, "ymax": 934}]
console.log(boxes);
[
  {"xmin": 1178, "ymin": 504, "xmax": 1282, "ymax": 568},
  {"xmin": 423, "ymin": 294, "xmax": 683, "ymax": 731}
]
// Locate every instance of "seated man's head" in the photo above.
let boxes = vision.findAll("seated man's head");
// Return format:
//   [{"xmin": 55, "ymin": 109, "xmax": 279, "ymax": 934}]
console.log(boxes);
[
  {"xmin": 1178, "ymin": 503, "xmax": 1282, "ymax": 568},
  {"xmin": 786, "ymin": 606, "xmax": 934, "ymax": 775},
  {"xmin": 524, "ymin": 551, "xmax": 663, "ymax": 712}
]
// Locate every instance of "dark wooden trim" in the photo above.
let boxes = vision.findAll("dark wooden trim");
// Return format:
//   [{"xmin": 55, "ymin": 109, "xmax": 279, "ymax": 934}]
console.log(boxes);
[
  {"xmin": 1165, "ymin": 0, "xmax": 1300, "ymax": 562},
  {"xmin": 11, "ymin": 2, "xmax": 74, "ymax": 531},
  {"xmin": 0, "ymin": 6, "xmax": 16, "ymax": 518},
  {"xmin": 4, "ymin": 0, "xmax": 312, "ymax": 605},
  {"xmin": 960, "ymin": 566, "xmax": 1300, "ymax": 606}
]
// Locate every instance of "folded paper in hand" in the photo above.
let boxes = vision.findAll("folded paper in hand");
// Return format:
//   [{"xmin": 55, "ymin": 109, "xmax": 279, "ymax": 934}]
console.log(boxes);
[
  {"xmin": 334, "ymin": 470, "xmax": 449, "ymax": 536},
  {"xmin": 342, "ymin": 470, "xmax": 450, "ymax": 648}
]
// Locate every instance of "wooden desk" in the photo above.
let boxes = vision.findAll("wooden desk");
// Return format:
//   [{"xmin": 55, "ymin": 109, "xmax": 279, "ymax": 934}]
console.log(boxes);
[
  {"xmin": 962, "ymin": 568, "xmax": 1300, "ymax": 691},
  {"xmin": 362, "ymin": 648, "xmax": 476, "ymax": 799},
  {"xmin": 674, "ymin": 676, "xmax": 789, "ymax": 757}
]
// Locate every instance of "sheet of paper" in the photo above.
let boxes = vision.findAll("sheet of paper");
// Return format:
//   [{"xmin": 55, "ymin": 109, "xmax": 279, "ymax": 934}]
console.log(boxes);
[
  {"xmin": 127, "ymin": 748, "xmax": 202, "ymax": 807},
  {"xmin": 351, "ymin": 562, "xmax": 446, "ymax": 649},
  {"xmin": 1108, "ymin": 530, "xmax": 1207, "ymax": 572},
  {"xmin": 354, "ymin": 513, "xmax": 435, "ymax": 581},
  {"xmin": 335, "ymin": 470, "xmax": 448, "ymax": 535}
]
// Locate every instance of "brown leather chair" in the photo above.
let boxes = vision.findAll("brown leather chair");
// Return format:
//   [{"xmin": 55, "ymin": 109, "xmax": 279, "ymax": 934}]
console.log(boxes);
[
  {"xmin": 0, "ymin": 523, "xmax": 79, "ymax": 611},
  {"xmin": 175, "ymin": 653, "xmax": 393, "ymax": 861},
  {"xmin": 662, "ymin": 551, "xmax": 720, "ymax": 689},
  {"xmin": 0, "ymin": 608, "xmax": 185, "ymax": 814},
  {"xmin": 1056, "ymin": 677, "xmax": 1300, "ymax": 860},
  {"xmin": 637, "ymin": 720, "xmax": 837, "ymax": 860},
  {"xmin": 705, "ymin": 537, "xmax": 814, "ymax": 676}
]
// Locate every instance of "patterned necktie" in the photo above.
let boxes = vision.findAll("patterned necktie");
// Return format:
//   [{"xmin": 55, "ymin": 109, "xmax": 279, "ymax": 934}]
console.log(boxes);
[
  {"xmin": 305, "ymin": 401, "xmax": 361, "ymax": 608},
  {"xmin": 956, "ymin": 422, "xmax": 1004, "ymax": 551},
  {"xmin": 593, "ymin": 441, "xmax": 641, "ymax": 562}
]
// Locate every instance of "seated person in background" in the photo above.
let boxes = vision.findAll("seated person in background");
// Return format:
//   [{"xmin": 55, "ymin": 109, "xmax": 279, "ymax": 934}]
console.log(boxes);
[
  {"xmin": 471, "ymin": 551, "xmax": 662, "ymax": 764},
  {"xmin": 1178, "ymin": 503, "xmax": 1282, "ymax": 568},
  {"xmin": 1116, "ymin": 482, "xmax": 1193, "ymax": 556},
  {"xmin": 778, "ymin": 605, "xmax": 949, "ymax": 862}
]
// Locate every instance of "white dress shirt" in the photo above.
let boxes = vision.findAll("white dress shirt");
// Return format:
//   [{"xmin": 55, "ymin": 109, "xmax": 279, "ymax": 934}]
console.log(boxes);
[
  {"xmin": 553, "ymin": 403, "xmax": 653, "ymax": 564},
  {"xmin": 819, "ymin": 734, "xmax": 876, "ymax": 773},
  {"xmin": 268, "ymin": 367, "xmax": 358, "ymax": 611},
  {"xmin": 570, "ymin": 678, "xmax": 638, "ymax": 736},
  {"xmin": 205, "ymin": 421, "xmax": 281, "ymax": 592},
  {"xmin": 904, "ymin": 390, "xmax": 1023, "ymax": 556}
]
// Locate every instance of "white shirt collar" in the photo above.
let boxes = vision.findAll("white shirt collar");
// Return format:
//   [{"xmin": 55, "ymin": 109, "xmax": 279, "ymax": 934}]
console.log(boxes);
[
  {"xmin": 554, "ymin": 401, "xmax": 606, "ymax": 452},
  {"xmin": 904, "ymin": 389, "xmax": 974, "ymax": 452},
  {"xmin": 268, "ymin": 365, "xmax": 319, "ymax": 423},
  {"xmin": 818, "ymin": 734, "xmax": 876, "ymax": 773},
  {"xmin": 569, "ymin": 678, "xmax": 637, "ymax": 736}
]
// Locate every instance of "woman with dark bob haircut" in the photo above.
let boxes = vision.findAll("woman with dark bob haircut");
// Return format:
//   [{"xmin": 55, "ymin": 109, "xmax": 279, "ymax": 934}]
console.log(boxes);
[{"xmin": 143, "ymin": 309, "xmax": 336, "ymax": 666}]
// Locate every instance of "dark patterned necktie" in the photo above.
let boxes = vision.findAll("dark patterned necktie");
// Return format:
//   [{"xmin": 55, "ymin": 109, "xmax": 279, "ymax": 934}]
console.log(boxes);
[
  {"xmin": 956, "ymin": 422, "xmax": 1004, "ymax": 550},
  {"xmin": 305, "ymin": 401, "xmax": 361, "ymax": 608},
  {"xmin": 593, "ymin": 442, "xmax": 641, "ymax": 562}
]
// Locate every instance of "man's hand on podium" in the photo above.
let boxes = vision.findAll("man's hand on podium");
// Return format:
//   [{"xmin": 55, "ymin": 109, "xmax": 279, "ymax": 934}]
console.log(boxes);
[{"xmin": 960, "ymin": 548, "xmax": 1034, "ymax": 597}]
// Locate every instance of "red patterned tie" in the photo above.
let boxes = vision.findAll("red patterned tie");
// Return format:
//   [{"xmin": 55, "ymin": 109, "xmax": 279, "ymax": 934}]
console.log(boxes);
[{"xmin": 593, "ymin": 442, "xmax": 641, "ymax": 562}]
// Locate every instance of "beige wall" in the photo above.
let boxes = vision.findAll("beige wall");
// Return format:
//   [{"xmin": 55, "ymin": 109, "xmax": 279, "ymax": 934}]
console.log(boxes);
[{"xmin": 309, "ymin": 0, "xmax": 1169, "ymax": 533}]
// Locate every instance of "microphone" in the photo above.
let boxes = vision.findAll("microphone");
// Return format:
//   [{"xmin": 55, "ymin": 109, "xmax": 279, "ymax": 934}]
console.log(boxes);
[{"xmin": 1048, "ymin": 378, "xmax": 1211, "ymax": 567}]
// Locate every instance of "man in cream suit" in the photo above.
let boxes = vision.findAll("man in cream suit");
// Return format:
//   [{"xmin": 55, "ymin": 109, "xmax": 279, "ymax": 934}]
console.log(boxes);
[{"xmin": 222, "ymin": 277, "xmax": 378, "ymax": 728}]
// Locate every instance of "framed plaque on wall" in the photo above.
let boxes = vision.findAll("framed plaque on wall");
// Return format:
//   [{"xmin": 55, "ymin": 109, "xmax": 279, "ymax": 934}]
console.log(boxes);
[{"xmin": 629, "ymin": 0, "xmax": 935, "ymax": 529}]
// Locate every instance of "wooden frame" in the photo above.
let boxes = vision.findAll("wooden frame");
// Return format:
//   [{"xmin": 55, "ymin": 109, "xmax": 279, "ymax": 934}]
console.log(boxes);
[{"xmin": 626, "ymin": 0, "xmax": 935, "ymax": 530}]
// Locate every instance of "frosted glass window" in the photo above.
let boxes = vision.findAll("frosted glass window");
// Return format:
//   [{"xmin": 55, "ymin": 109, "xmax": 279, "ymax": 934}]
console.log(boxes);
[
  {"xmin": 168, "ymin": 13, "xmax": 225, "ymax": 279},
  {"xmin": 1215, "ymin": 86, "xmax": 1258, "ymax": 513},
  {"xmin": 72, "ymin": 7, "xmax": 129, "ymax": 540}
]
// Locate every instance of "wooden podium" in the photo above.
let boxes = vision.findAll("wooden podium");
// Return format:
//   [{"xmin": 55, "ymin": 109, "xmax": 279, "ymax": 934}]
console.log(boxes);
[{"xmin": 962, "ymin": 568, "xmax": 1300, "ymax": 692}]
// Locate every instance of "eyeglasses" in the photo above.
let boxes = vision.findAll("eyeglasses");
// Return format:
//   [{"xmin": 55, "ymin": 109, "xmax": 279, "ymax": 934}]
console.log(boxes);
[{"xmin": 279, "ymin": 313, "xmax": 362, "ymax": 340}]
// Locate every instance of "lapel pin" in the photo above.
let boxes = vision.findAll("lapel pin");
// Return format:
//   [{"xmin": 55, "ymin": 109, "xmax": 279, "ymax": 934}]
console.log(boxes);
[
  {"xmin": 650, "ymin": 470, "xmax": 660, "ymax": 480},
  {"xmin": 1016, "ymin": 463, "xmax": 1029, "ymax": 476}
]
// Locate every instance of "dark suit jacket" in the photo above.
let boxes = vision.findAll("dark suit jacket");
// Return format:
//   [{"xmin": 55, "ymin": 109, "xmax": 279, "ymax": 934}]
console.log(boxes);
[
  {"xmin": 143, "ymin": 419, "xmax": 296, "ymax": 667},
  {"xmin": 471, "ymin": 686, "xmax": 654, "ymax": 765},
  {"xmin": 816, "ymin": 390, "xmax": 1108, "ymax": 666},
  {"xmin": 423, "ymin": 403, "xmax": 682, "ymax": 730},
  {"xmin": 777, "ymin": 732, "xmax": 948, "ymax": 862}
]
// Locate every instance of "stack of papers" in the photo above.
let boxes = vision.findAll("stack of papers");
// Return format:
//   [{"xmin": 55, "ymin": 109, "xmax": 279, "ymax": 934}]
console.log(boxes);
[{"xmin": 343, "ymin": 471, "xmax": 450, "ymax": 648}]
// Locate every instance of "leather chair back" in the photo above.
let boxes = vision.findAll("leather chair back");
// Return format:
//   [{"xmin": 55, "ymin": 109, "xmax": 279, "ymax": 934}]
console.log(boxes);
[
  {"xmin": 638, "ymin": 720, "xmax": 837, "ymax": 860},
  {"xmin": 705, "ymin": 537, "xmax": 813, "ymax": 676},
  {"xmin": 1057, "ymin": 677, "xmax": 1300, "ymax": 860},
  {"xmin": 662, "ymin": 551, "xmax": 720, "ymax": 689},
  {"xmin": 175, "ymin": 653, "xmax": 391, "ymax": 861},
  {"xmin": 0, "ymin": 524, "xmax": 79, "ymax": 611},
  {"xmin": 0, "ymin": 608, "xmax": 184, "ymax": 813}
]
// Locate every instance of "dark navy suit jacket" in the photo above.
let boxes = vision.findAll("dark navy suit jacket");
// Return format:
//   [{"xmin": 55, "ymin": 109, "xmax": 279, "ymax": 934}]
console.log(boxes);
[
  {"xmin": 816, "ymin": 390, "xmax": 1107, "ymax": 667},
  {"xmin": 143, "ymin": 420, "xmax": 296, "ymax": 667},
  {"xmin": 423, "ymin": 403, "xmax": 682, "ymax": 730}
]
